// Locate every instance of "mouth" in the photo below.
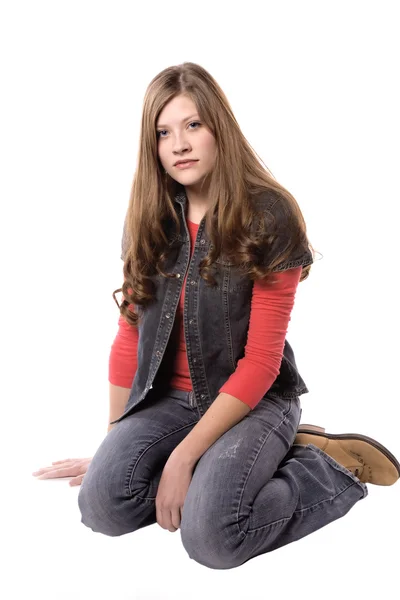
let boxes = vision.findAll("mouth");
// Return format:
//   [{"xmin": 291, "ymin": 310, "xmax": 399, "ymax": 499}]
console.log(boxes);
[{"xmin": 174, "ymin": 159, "xmax": 199, "ymax": 167}]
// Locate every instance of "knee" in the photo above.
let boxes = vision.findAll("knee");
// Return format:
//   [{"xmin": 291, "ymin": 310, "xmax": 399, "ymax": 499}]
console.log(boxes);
[
  {"xmin": 180, "ymin": 507, "xmax": 244, "ymax": 570},
  {"xmin": 77, "ymin": 460, "xmax": 129, "ymax": 537}
]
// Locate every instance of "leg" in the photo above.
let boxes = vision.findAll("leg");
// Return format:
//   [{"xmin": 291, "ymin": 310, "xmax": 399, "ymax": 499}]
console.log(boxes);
[
  {"xmin": 78, "ymin": 388, "xmax": 199, "ymax": 536},
  {"xmin": 180, "ymin": 394, "xmax": 368, "ymax": 569}
]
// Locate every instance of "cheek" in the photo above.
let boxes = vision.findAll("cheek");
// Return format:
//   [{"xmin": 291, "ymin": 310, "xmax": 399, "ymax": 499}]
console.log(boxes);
[
  {"xmin": 202, "ymin": 134, "xmax": 217, "ymax": 158},
  {"xmin": 157, "ymin": 148, "xmax": 167, "ymax": 168}
]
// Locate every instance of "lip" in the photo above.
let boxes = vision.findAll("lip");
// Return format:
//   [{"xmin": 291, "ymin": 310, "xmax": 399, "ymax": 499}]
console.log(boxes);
[{"xmin": 174, "ymin": 160, "xmax": 198, "ymax": 168}]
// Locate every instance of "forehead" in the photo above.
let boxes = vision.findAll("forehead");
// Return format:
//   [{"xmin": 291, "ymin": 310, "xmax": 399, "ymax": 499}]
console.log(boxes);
[{"xmin": 156, "ymin": 95, "xmax": 199, "ymax": 126}]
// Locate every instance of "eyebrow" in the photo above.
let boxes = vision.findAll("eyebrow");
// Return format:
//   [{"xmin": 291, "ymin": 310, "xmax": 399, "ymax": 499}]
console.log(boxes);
[{"xmin": 156, "ymin": 114, "xmax": 199, "ymax": 128}]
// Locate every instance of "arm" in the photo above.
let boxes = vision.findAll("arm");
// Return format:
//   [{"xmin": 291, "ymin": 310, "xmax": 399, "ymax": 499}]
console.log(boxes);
[
  {"xmin": 172, "ymin": 391, "xmax": 251, "ymax": 465},
  {"xmin": 107, "ymin": 308, "xmax": 139, "ymax": 432},
  {"xmin": 107, "ymin": 383, "xmax": 131, "ymax": 433},
  {"xmin": 172, "ymin": 266, "xmax": 303, "ymax": 466}
]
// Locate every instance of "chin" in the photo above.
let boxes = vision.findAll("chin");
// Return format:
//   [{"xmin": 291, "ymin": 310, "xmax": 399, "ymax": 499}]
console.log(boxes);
[{"xmin": 177, "ymin": 173, "xmax": 204, "ymax": 183}]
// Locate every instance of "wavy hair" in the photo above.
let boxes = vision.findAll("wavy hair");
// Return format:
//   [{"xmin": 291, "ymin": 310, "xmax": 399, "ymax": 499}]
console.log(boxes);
[{"xmin": 113, "ymin": 62, "xmax": 320, "ymax": 327}]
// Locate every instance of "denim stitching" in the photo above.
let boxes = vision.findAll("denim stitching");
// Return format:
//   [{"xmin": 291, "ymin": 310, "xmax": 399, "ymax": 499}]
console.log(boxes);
[
  {"xmin": 244, "ymin": 481, "xmax": 363, "ymax": 535},
  {"xmin": 235, "ymin": 398, "xmax": 294, "ymax": 536},
  {"xmin": 272, "ymin": 254, "xmax": 313, "ymax": 272},
  {"xmin": 126, "ymin": 420, "xmax": 198, "ymax": 498}
]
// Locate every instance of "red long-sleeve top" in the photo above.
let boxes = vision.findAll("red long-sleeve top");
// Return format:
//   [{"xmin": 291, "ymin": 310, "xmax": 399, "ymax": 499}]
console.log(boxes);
[{"xmin": 109, "ymin": 218, "xmax": 303, "ymax": 409}]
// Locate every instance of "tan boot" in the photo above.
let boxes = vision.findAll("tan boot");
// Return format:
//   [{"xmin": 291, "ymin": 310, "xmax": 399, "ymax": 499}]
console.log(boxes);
[{"xmin": 295, "ymin": 424, "xmax": 400, "ymax": 486}]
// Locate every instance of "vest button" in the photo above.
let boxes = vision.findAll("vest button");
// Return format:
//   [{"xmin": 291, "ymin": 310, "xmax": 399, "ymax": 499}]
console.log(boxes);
[
  {"xmin": 200, "ymin": 394, "xmax": 205, "ymax": 399},
  {"xmin": 189, "ymin": 319, "xmax": 194, "ymax": 324},
  {"xmin": 176, "ymin": 273, "xmax": 181, "ymax": 278},
  {"xmin": 190, "ymin": 280, "xmax": 196, "ymax": 285},
  {"xmin": 166, "ymin": 313, "xmax": 171, "ymax": 318},
  {"xmin": 200, "ymin": 239, "xmax": 205, "ymax": 245}
]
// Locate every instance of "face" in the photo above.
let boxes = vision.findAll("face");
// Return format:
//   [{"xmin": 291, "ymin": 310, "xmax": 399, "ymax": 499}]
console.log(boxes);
[{"xmin": 156, "ymin": 94, "xmax": 217, "ymax": 192}]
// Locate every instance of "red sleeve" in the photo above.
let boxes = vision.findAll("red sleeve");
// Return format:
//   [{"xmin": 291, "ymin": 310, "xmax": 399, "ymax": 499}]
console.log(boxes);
[
  {"xmin": 219, "ymin": 266, "xmax": 303, "ymax": 409},
  {"xmin": 108, "ymin": 280, "xmax": 139, "ymax": 388}
]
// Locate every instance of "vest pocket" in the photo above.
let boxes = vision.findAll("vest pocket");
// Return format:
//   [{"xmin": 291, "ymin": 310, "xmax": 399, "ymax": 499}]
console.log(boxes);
[{"xmin": 188, "ymin": 390, "xmax": 197, "ymax": 407}]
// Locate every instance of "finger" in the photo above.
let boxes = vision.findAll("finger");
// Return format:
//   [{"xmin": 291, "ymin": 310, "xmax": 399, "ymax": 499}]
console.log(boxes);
[
  {"xmin": 52, "ymin": 459, "xmax": 75, "ymax": 464},
  {"xmin": 171, "ymin": 508, "xmax": 181, "ymax": 531},
  {"xmin": 69, "ymin": 475, "xmax": 84, "ymax": 487},
  {"xmin": 165, "ymin": 509, "xmax": 178, "ymax": 533},
  {"xmin": 156, "ymin": 505, "xmax": 164, "ymax": 529},
  {"xmin": 33, "ymin": 461, "xmax": 77, "ymax": 475},
  {"xmin": 33, "ymin": 467, "xmax": 58, "ymax": 475},
  {"xmin": 32, "ymin": 467, "xmax": 55, "ymax": 475},
  {"xmin": 36, "ymin": 466, "xmax": 76, "ymax": 480},
  {"xmin": 33, "ymin": 465, "xmax": 66, "ymax": 475},
  {"xmin": 156, "ymin": 505, "xmax": 173, "ymax": 531}
]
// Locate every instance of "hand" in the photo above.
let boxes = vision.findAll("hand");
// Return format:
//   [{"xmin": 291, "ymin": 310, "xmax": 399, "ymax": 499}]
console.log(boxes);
[
  {"xmin": 32, "ymin": 457, "xmax": 93, "ymax": 487},
  {"xmin": 156, "ymin": 453, "xmax": 195, "ymax": 532}
]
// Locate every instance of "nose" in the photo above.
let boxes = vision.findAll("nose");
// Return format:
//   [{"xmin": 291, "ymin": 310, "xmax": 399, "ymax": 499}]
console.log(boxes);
[{"xmin": 172, "ymin": 134, "xmax": 191, "ymax": 154}]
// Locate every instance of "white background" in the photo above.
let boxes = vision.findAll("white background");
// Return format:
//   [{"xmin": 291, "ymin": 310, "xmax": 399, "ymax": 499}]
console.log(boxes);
[{"xmin": 1, "ymin": 1, "xmax": 399, "ymax": 598}]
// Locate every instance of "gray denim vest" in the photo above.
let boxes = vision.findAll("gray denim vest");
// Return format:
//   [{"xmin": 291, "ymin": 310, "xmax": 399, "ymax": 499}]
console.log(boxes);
[{"xmin": 110, "ymin": 188, "xmax": 313, "ymax": 425}]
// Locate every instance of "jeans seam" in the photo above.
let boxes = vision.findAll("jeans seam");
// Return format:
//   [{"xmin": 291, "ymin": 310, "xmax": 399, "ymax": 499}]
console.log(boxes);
[
  {"xmin": 235, "ymin": 398, "xmax": 294, "ymax": 535},
  {"xmin": 293, "ymin": 481, "xmax": 363, "ymax": 515},
  {"xmin": 245, "ymin": 481, "xmax": 361, "ymax": 535},
  {"xmin": 126, "ymin": 420, "xmax": 198, "ymax": 497}
]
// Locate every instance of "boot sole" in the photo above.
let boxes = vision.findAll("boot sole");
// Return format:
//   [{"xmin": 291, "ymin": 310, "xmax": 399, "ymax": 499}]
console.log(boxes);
[{"xmin": 298, "ymin": 424, "xmax": 400, "ymax": 477}]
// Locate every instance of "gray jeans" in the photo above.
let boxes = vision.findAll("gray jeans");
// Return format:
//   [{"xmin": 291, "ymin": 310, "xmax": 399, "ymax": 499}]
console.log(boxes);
[{"xmin": 78, "ymin": 388, "xmax": 368, "ymax": 569}]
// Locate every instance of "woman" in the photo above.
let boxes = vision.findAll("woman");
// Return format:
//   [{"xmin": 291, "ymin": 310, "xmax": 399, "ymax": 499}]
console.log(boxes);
[{"xmin": 32, "ymin": 62, "xmax": 400, "ymax": 570}]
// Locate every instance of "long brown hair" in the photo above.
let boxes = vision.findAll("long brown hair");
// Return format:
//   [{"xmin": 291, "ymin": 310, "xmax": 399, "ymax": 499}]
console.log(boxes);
[{"xmin": 113, "ymin": 62, "xmax": 320, "ymax": 327}]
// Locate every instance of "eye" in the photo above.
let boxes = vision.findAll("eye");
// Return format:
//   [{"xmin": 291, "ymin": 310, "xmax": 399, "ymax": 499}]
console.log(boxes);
[{"xmin": 156, "ymin": 121, "xmax": 201, "ymax": 139}]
